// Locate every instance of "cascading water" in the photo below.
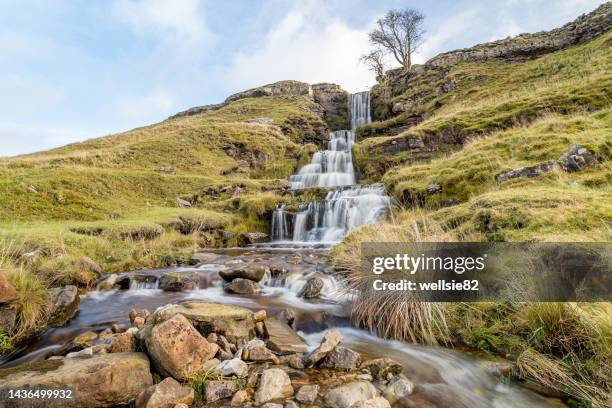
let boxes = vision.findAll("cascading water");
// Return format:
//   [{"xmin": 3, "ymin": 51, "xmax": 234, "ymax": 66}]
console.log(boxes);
[{"xmin": 271, "ymin": 91, "xmax": 390, "ymax": 245}]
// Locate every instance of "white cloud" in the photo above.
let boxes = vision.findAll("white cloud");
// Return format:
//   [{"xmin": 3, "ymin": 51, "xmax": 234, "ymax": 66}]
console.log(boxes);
[
  {"xmin": 112, "ymin": 0, "xmax": 215, "ymax": 51},
  {"xmin": 109, "ymin": 89, "xmax": 177, "ymax": 124},
  {"xmin": 224, "ymin": 1, "xmax": 375, "ymax": 93}
]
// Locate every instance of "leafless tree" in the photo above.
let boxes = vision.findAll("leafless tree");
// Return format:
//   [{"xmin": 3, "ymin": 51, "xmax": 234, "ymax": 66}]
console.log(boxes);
[
  {"xmin": 369, "ymin": 9, "xmax": 425, "ymax": 69},
  {"xmin": 360, "ymin": 49, "xmax": 386, "ymax": 77}
]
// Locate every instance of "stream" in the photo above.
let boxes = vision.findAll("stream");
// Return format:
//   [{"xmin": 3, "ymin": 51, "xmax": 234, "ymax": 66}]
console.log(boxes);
[{"xmin": 1, "ymin": 92, "xmax": 568, "ymax": 407}]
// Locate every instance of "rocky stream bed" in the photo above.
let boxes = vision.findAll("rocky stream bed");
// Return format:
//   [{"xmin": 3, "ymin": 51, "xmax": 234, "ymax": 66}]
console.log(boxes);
[{"xmin": 0, "ymin": 248, "xmax": 570, "ymax": 408}]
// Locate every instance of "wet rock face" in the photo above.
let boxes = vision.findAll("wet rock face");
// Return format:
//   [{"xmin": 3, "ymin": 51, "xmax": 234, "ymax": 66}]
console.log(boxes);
[
  {"xmin": 158, "ymin": 272, "xmax": 197, "ymax": 292},
  {"xmin": 225, "ymin": 278, "xmax": 262, "ymax": 295},
  {"xmin": 225, "ymin": 80, "xmax": 311, "ymax": 103},
  {"xmin": 362, "ymin": 358, "xmax": 403, "ymax": 381},
  {"xmin": 312, "ymin": 83, "xmax": 349, "ymax": 131},
  {"xmin": 143, "ymin": 314, "xmax": 218, "ymax": 380},
  {"xmin": 135, "ymin": 377, "xmax": 194, "ymax": 408},
  {"xmin": 0, "ymin": 353, "xmax": 153, "ymax": 408},
  {"xmin": 298, "ymin": 276, "xmax": 324, "ymax": 298},
  {"xmin": 47, "ymin": 285, "xmax": 80, "ymax": 327},
  {"xmin": 220, "ymin": 263, "xmax": 269, "ymax": 282}
]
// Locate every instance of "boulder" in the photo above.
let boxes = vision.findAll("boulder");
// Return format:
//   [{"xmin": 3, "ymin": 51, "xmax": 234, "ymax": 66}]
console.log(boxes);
[
  {"xmin": 362, "ymin": 358, "xmax": 403, "ymax": 381},
  {"xmin": 295, "ymin": 384, "xmax": 319, "ymax": 404},
  {"xmin": 255, "ymin": 368, "xmax": 294, "ymax": 404},
  {"xmin": 219, "ymin": 263, "xmax": 269, "ymax": 282},
  {"xmin": 230, "ymin": 389, "xmax": 249, "ymax": 406},
  {"xmin": 304, "ymin": 329, "xmax": 342, "ymax": 367},
  {"xmin": 320, "ymin": 346, "xmax": 361, "ymax": 370},
  {"xmin": 216, "ymin": 358, "xmax": 248, "ymax": 377},
  {"xmin": 110, "ymin": 331, "xmax": 136, "ymax": 353},
  {"xmin": 402, "ymin": 384, "xmax": 488, "ymax": 408},
  {"xmin": 143, "ymin": 313, "xmax": 218, "ymax": 380},
  {"xmin": 265, "ymin": 318, "xmax": 308, "ymax": 354},
  {"xmin": 204, "ymin": 380, "xmax": 237, "ymax": 402},
  {"xmin": 158, "ymin": 272, "xmax": 197, "ymax": 292},
  {"xmin": 47, "ymin": 285, "xmax": 80, "ymax": 327},
  {"xmin": 298, "ymin": 276, "xmax": 324, "ymax": 298},
  {"xmin": 0, "ymin": 352, "xmax": 152, "ymax": 407},
  {"xmin": 243, "ymin": 339, "xmax": 279, "ymax": 364},
  {"xmin": 382, "ymin": 374, "xmax": 415, "ymax": 400},
  {"xmin": 0, "ymin": 271, "xmax": 18, "ymax": 304},
  {"xmin": 325, "ymin": 381, "xmax": 379, "ymax": 408},
  {"xmin": 225, "ymin": 278, "xmax": 262, "ymax": 295},
  {"xmin": 558, "ymin": 144, "xmax": 601, "ymax": 172},
  {"xmin": 151, "ymin": 302, "xmax": 255, "ymax": 342},
  {"xmin": 352, "ymin": 398, "xmax": 391, "ymax": 408},
  {"xmin": 136, "ymin": 377, "xmax": 194, "ymax": 408},
  {"xmin": 240, "ymin": 232, "xmax": 269, "ymax": 245}
]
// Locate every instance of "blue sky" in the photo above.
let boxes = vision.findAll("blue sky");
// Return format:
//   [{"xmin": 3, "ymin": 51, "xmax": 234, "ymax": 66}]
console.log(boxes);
[{"xmin": 0, "ymin": 0, "xmax": 604, "ymax": 156}]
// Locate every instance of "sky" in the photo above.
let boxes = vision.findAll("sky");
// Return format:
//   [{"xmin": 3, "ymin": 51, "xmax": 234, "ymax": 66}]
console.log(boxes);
[{"xmin": 0, "ymin": 0, "xmax": 604, "ymax": 156}]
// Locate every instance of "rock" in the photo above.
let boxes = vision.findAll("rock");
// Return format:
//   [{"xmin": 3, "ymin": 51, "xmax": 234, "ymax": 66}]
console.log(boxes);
[
  {"xmin": 305, "ymin": 329, "xmax": 342, "ymax": 367},
  {"xmin": 66, "ymin": 347, "xmax": 94, "ymax": 358},
  {"xmin": 558, "ymin": 144, "xmax": 601, "ymax": 171},
  {"xmin": 74, "ymin": 331, "xmax": 97, "ymax": 346},
  {"xmin": 254, "ymin": 310, "xmax": 267, "ymax": 321},
  {"xmin": 0, "ymin": 352, "xmax": 152, "ymax": 407},
  {"xmin": 207, "ymin": 333, "xmax": 218, "ymax": 343},
  {"xmin": 225, "ymin": 80, "xmax": 311, "ymax": 104},
  {"xmin": 230, "ymin": 389, "xmax": 249, "ymax": 406},
  {"xmin": 189, "ymin": 252, "xmax": 226, "ymax": 265},
  {"xmin": 97, "ymin": 274, "xmax": 118, "ymax": 290},
  {"xmin": 362, "ymin": 358, "xmax": 403, "ymax": 380},
  {"xmin": 278, "ymin": 309, "xmax": 296, "ymax": 328},
  {"xmin": 244, "ymin": 339, "xmax": 279, "ymax": 364},
  {"xmin": 325, "ymin": 381, "xmax": 379, "ymax": 408},
  {"xmin": 110, "ymin": 331, "xmax": 136, "ymax": 353},
  {"xmin": 240, "ymin": 232, "xmax": 269, "ymax": 244},
  {"xmin": 426, "ymin": 183, "xmax": 442, "ymax": 194},
  {"xmin": 382, "ymin": 374, "xmax": 415, "ymax": 400},
  {"xmin": 295, "ymin": 384, "xmax": 319, "ymax": 404},
  {"xmin": 298, "ymin": 276, "xmax": 324, "ymax": 298},
  {"xmin": 136, "ymin": 377, "xmax": 194, "ymax": 408},
  {"xmin": 320, "ymin": 346, "xmax": 361, "ymax": 370},
  {"xmin": 284, "ymin": 402, "xmax": 299, "ymax": 408},
  {"xmin": 176, "ymin": 198, "xmax": 192, "ymax": 208},
  {"xmin": 152, "ymin": 302, "xmax": 255, "ymax": 342},
  {"xmin": 0, "ymin": 271, "xmax": 18, "ymax": 304},
  {"xmin": 496, "ymin": 162, "xmax": 556, "ymax": 182},
  {"xmin": 47, "ymin": 285, "xmax": 80, "ymax": 327},
  {"xmin": 77, "ymin": 256, "xmax": 103, "ymax": 275},
  {"xmin": 217, "ymin": 334, "xmax": 233, "ymax": 353},
  {"xmin": 288, "ymin": 354, "xmax": 305, "ymax": 369},
  {"xmin": 403, "ymin": 384, "xmax": 488, "ymax": 408},
  {"xmin": 111, "ymin": 323, "xmax": 124, "ymax": 333},
  {"xmin": 217, "ymin": 349, "xmax": 233, "ymax": 361},
  {"xmin": 255, "ymin": 368, "xmax": 294, "ymax": 404},
  {"xmin": 232, "ymin": 186, "xmax": 245, "ymax": 195},
  {"xmin": 262, "ymin": 403, "xmax": 283, "ymax": 408},
  {"xmin": 216, "ymin": 358, "xmax": 248, "ymax": 377},
  {"xmin": 312, "ymin": 83, "xmax": 349, "ymax": 131},
  {"xmin": 174, "ymin": 404, "xmax": 188, "ymax": 408},
  {"xmin": 225, "ymin": 278, "xmax": 262, "ymax": 295},
  {"xmin": 219, "ymin": 263, "xmax": 269, "ymax": 282},
  {"xmin": 27, "ymin": 184, "xmax": 38, "ymax": 193},
  {"xmin": 255, "ymin": 321, "xmax": 265, "ymax": 336},
  {"xmin": 0, "ymin": 304, "xmax": 17, "ymax": 332},
  {"xmin": 99, "ymin": 328, "xmax": 114, "ymax": 340},
  {"xmin": 158, "ymin": 272, "xmax": 197, "ymax": 292},
  {"xmin": 204, "ymin": 380, "xmax": 238, "ymax": 402},
  {"xmin": 130, "ymin": 308, "xmax": 150, "ymax": 323},
  {"xmin": 159, "ymin": 166, "xmax": 176, "ymax": 175},
  {"xmin": 143, "ymin": 313, "xmax": 218, "ymax": 380},
  {"xmin": 352, "ymin": 397, "xmax": 391, "ymax": 408},
  {"xmin": 265, "ymin": 318, "xmax": 308, "ymax": 354},
  {"xmin": 133, "ymin": 316, "xmax": 146, "ymax": 329}
]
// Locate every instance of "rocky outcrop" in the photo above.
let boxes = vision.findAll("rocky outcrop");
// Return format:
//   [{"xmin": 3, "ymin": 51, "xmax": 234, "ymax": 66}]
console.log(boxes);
[
  {"xmin": 496, "ymin": 162, "xmax": 557, "ymax": 182},
  {"xmin": 312, "ymin": 83, "xmax": 349, "ymax": 130},
  {"xmin": 143, "ymin": 313, "xmax": 218, "ymax": 380},
  {"xmin": 427, "ymin": 3, "xmax": 612, "ymax": 67},
  {"xmin": 0, "ymin": 353, "xmax": 152, "ymax": 407},
  {"xmin": 226, "ymin": 80, "xmax": 311, "ymax": 103},
  {"xmin": 558, "ymin": 144, "xmax": 601, "ymax": 171}
]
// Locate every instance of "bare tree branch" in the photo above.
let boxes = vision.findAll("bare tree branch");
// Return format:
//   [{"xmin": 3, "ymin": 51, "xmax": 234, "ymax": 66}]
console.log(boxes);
[{"xmin": 360, "ymin": 49, "xmax": 386, "ymax": 78}]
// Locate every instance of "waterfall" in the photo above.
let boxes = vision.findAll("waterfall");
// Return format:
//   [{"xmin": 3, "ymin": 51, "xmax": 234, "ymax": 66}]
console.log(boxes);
[{"xmin": 271, "ymin": 91, "xmax": 390, "ymax": 245}]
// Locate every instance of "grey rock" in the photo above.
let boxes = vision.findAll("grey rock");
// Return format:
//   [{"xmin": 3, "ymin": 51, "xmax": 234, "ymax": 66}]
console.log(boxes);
[
  {"xmin": 204, "ymin": 380, "xmax": 238, "ymax": 403},
  {"xmin": 47, "ymin": 285, "xmax": 80, "ymax": 327},
  {"xmin": 426, "ymin": 183, "xmax": 442, "ymax": 194},
  {"xmin": 216, "ymin": 358, "xmax": 248, "ymax": 377},
  {"xmin": 352, "ymin": 398, "xmax": 391, "ymax": 408},
  {"xmin": 225, "ymin": 278, "xmax": 262, "ymax": 295},
  {"xmin": 255, "ymin": 368, "xmax": 294, "ymax": 404},
  {"xmin": 295, "ymin": 384, "xmax": 319, "ymax": 404},
  {"xmin": 558, "ymin": 144, "xmax": 601, "ymax": 172},
  {"xmin": 135, "ymin": 377, "xmax": 194, "ymax": 408},
  {"xmin": 362, "ymin": 358, "xmax": 403, "ymax": 381},
  {"xmin": 305, "ymin": 329, "xmax": 342, "ymax": 367},
  {"xmin": 265, "ymin": 318, "xmax": 308, "ymax": 354},
  {"xmin": 496, "ymin": 162, "xmax": 556, "ymax": 182},
  {"xmin": 219, "ymin": 263, "xmax": 269, "ymax": 282},
  {"xmin": 298, "ymin": 276, "xmax": 324, "ymax": 298},
  {"xmin": 320, "ymin": 346, "xmax": 361, "ymax": 370},
  {"xmin": 325, "ymin": 381, "xmax": 379, "ymax": 408},
  {"xmin": 176, "ymin": 197, "xmax": 192, "ymax": 208}
]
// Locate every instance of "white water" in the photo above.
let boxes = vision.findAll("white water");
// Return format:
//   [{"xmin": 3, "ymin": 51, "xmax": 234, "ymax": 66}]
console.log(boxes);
[{"xmin": 272, "ymin": 91, "xmax": 390, "ymax": 245}]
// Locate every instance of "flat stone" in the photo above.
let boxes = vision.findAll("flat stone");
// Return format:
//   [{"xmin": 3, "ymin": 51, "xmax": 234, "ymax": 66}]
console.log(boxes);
[
  {"xmin": 265, "ymin": 318, "xmax": 308, "ymax": 354},
  {"xmin": 0, "ymin": 352, "xmax": 152, "ymax": 407},
  {"xmin": 136, "ymin": 377, "xmax": 194, "ymax": 408},
  {"xmin": 204, "ymin": 380, "xmax": 238, "ymax": 402}
]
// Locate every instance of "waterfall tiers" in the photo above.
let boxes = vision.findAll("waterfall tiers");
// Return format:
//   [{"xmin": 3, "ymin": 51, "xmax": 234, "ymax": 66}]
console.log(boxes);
[{"xmin": 270, "ymin": 91, "xmax": 390, "ymax": 247}]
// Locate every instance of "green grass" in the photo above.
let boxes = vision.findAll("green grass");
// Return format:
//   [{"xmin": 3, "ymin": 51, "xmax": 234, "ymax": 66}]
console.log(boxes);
[{"xmin": 355, "ymin": 32, "xmax": 612, "ymax": 179}]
